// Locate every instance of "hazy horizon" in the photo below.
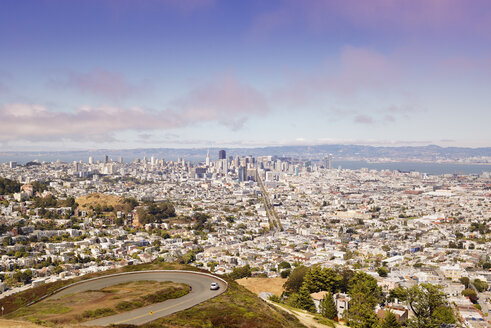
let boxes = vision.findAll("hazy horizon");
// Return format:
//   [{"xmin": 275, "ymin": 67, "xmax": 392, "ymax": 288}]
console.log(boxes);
[{"xmin": 1, "ymin": 0, "xmax": 490, "ymax": 150}]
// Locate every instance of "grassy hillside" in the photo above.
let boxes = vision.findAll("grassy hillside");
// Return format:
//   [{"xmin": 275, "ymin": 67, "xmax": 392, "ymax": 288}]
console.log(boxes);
[
  {"xmin": 1, "ymin": 262, "xmax": 196, "ymax": 316},
  {"xmin": 1, "ymin": 263, "xmax": 305, "ymax": 328},
  {"xmin": 6, "ymin": 281, "xmax": 190, "ymax": 326},
  {"xmin": 135, "ymin": 279, "xmax": 306, "ymax": 328}
]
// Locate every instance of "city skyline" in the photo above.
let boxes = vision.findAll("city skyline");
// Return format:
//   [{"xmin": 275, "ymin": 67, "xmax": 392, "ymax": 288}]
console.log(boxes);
[{"xmin": 1, "ymin": 0, "xmax": 491, "ymax": 151}]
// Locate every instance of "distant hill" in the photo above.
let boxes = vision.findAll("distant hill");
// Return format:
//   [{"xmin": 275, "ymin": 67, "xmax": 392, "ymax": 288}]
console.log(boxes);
[{"xmin": 1, "ymin": 144, "xmax": 491, "ymax": 164}]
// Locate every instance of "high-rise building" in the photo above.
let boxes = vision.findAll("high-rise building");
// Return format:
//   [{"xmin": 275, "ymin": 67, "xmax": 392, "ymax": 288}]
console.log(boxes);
[
  {"xmin": 218, "ymin": 150, "xmax": 226, "ymax": 160},
  {"xmin": 206, "ymin": 150, "xmax": 210, "ymax": 166},
  {"xmin": 118, "ymin": 156, "xmax": 123, "ymax": 164},
  {"xmin": 328, "ymin": 154, "xmax": 333, "ymax": 170},
  {"xmin": 221, "ymin": 159, "xmax": 228, "ymax": 174},
  {"xmin": 104, "ymin": 155, "xmax": 109, "ymax": 164},
  {"xmin": 238, "ymin": 166, "xmax": 246, "ymax": 182},
  {"xmin": 88, "ymin": 156, "xmax": 94, "ymax": 165}
]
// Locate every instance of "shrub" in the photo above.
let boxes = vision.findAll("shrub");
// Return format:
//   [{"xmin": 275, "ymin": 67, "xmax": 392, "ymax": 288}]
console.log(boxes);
[{"xmin": 82, "ymin": 307, "xmax": 116, "ymax": 319}]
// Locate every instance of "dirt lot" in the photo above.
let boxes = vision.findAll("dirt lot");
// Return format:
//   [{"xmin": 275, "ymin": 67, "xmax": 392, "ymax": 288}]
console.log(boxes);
[
  {"xmin": 236, "ymin": 277, "xmax": 287, "ymax": 296},
  {"xmin": 6, "ymin": 280, "xmax": 188, "ymax": 326}
]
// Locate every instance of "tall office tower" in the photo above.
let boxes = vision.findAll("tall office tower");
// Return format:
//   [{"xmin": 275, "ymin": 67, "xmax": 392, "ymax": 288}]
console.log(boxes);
[
  {"xmin": 73, "ymin": 161, "xmax": 80, "ymax": 172},
  {"xmin": 220, "ymin": 159, "xmax": 228, "ymax": 174},
  {"xmin": 218, "ymin": 149, "xmax": 226, "ymax": 160},
  {"xmin": 104, "ymin": 155, "xmax": 109, "ymax": 164},
  {"xmin": 328, "ymin": 154, "xmax": 333, "ymax": 170},
  {"xmin": 151, "ymin": 156, "xmax": 155, "ymax": 166},
  {"xmin": 118, "ymin": 156, "xmax": 123, "ymax": 164},
  {"xmin": 88, "ymin": 156, "xmax": 94, "ymax": 165},
  {"xmin": 238, "ymin": 166, "xmax": 246, "ymax": 182},
  {"xmin": 206, "ymin": 150, "xmax": 210, "ymax": 166}
]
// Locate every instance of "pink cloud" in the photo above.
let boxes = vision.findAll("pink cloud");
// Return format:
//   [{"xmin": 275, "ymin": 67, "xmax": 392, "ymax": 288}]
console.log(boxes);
[
  {"xmin": 273, "ymin": 46, "xmax": 399, "ymax": 107},
  {"xmin": 51, "ymin": 69, "xmax": 150, "ymax": 100},
  {"xmin": 175, "ymin": 75, "xmax": 270, "ymax": 130},
  {"xmin": 0, "ymin": 76, "xmax": 269, "ymax": 142},
  {"xmin": 248, "ymin": 0, "xmax": 491, "ymax": 39}
]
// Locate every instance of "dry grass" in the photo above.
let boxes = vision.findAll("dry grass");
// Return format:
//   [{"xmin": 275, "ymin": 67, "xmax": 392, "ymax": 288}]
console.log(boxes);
[
  {"xmin": 236, "ymin": 277, "xmax": 287, "ymax": 296},
  {"xmin": 76, "ymin": 193, "xmax": 124, "ymax": 211},
  {"xmin": 0, "ymin": 319, "xmax": 45, "ymax": 328}
]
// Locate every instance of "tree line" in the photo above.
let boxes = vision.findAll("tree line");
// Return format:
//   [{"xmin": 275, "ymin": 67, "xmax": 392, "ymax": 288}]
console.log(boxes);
[{"xmin": 278, "ymin": 265, "xmax": 457, "ymax": 328}]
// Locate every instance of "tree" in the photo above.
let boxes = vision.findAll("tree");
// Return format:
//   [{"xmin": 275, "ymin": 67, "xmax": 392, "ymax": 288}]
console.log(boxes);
[
  {"xmin": 387, "ymin": 286, "xmax": 407, "ymax": 303},
  {"xmin": 302, "ymin": 266, "xmax": 337, "ymax": 293},
  {"xmin": 283, "ymin": 265, "xmax": 308, "ymax": 293},
  {"xmin": 345, "ymin": 291, "xmax": 380, "ymax": 328},
  {"xmin": 337, "ymin": 267, "xmax": 355, "ymax": 293},
  {"xmin": 345, "ymin": 276, "xmax": 382, "ymax": 328},
  {"xmin": 228, "ymin": 264, "xmax": 252, "ymax": 280},
  {"xmin": 320, "ymin": 292, "xmax": 337, "ymax": 320},
  {"xmin": 377, "ymin": 267, "xmax": 389, "ymax": 277},
  {"xmin": 473, "ymin": 279, "xmax": 489, "ymax": 292},
  {"xmin": 470, "ymin": 221, "xmax": 489, "ymax": 235},
  {"xmin": 348, "ymin": 271, "xmax": 383, "ymax": 304},
  {"xmin": 462, "ymin": 288, "xmax": 478, "ymax": 303},
  {"xmin": 405, "ymin": 283, "xmax": 455, "ymax": 328},
  {"xmin": 179, "ymin": 251, "xmax": 196, "ymax": 264},
  {"xmin": 380, "ymin": 310, "xmax": 401, "ymax": 328},
  {"xmin": 0, "ymin": 177, "xmax": 21, "ymax": 195},
  {"xmin": 459, "ymin": 277, "xmax": 470, "ymax": 289},
  {"xmin": 297, "ymin": 285, "xmax": 316, "ymax": 312},
  {"xmin": 280, "ymin": 269, "xmax": 291, "ymax": 278},
  {"xmin": 278, "ymin": 261, "xmax": 291, "ymax": 270}
]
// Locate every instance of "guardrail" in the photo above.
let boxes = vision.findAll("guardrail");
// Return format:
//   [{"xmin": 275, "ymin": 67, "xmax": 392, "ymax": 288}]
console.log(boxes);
[{"xmin": 26, "ymin": 270, "xmax": 228, "ymax": 307}]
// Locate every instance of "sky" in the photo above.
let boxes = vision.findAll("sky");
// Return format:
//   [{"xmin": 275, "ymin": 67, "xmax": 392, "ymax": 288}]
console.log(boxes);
[{"xmin": 0, "ymin": 0, "xmax": 490, "ymax": 151}]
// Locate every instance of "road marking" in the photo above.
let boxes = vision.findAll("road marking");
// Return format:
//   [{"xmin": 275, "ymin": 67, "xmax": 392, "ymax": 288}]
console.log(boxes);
[{"xmin": 114, "ymin": 298, "xmax": 191, "ymax": 324}]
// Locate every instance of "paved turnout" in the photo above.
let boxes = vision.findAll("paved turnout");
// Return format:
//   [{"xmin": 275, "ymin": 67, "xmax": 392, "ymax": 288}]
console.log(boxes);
[{"xmin": 47, "ymin": 271, "xmax": 227, "ymax": 326}]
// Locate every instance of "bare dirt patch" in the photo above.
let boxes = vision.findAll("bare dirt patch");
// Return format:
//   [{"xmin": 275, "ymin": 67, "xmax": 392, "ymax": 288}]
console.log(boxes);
[{"xmin": 236, "ymin": 277, "xmax": 287, "ymax": 296}]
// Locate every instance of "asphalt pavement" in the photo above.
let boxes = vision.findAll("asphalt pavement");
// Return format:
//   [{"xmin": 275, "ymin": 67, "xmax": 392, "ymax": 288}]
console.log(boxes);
[{"xmin": 48, "ymin": 270, "xmax": 227, "ymax": 326}]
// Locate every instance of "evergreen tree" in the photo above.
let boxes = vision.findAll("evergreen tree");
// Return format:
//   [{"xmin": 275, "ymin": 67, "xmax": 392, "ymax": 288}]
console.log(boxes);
[
  {"xmin": 346, "ymin": 290, "xmax": 380, "ymax": 328},
  {"xmin": 346, "ymin": 276, "xmax": 382, "ymax": 328},
  {"xmin": 283, "ymin": 265, "xmax": 308, "ymax": 292},
  {"xmin": 380, "ymin": 310, "xmax": 401, "ymax": 328},
  {"xmin": 320, "ymin": 291, "xmax": 337, "ymax": 320},
  {"xmin": 297, "ymin": 285, "xmax": 316, "ymax": 312},
  {"xmin": 302, "ymin": 266, "xmax": 337, "ymax": 293}
]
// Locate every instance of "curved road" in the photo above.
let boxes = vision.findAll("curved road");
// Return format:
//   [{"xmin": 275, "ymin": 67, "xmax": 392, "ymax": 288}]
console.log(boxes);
[{"xmin": 47, "ymin": 270, "xmax": 227, "ymax": 326}]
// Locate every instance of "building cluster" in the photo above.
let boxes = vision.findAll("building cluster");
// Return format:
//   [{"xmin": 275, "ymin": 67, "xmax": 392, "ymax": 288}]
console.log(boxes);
[{"xmin": 0, "ymin": 151, "xmax": 490, "ymax": 327}]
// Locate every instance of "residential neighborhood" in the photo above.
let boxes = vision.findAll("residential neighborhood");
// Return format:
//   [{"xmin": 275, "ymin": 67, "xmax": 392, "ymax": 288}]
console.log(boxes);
[{"xmin": 1, "ymin": 153, "xmax": 490, "ymax": 327}]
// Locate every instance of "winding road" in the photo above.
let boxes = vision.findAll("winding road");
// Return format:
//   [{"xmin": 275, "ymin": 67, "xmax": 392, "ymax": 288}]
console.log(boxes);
[{"xmin": 47, "ymin": 270, "xmax": 227, "ymax": 326}]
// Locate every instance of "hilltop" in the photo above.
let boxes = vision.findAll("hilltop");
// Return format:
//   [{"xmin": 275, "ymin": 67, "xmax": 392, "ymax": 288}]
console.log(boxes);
[{"xmin": 0, "ymin": 262, "xmax": 306, "ymax": 328}]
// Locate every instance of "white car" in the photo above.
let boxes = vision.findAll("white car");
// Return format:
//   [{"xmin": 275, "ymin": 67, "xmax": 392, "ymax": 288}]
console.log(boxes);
[{"xmin": 210, "ymin": 282, "xmax": 219, "ymax": 290}]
